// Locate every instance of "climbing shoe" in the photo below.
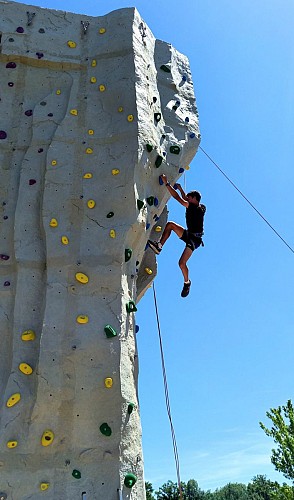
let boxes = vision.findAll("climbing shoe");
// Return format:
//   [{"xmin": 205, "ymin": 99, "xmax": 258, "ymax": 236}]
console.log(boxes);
[
  {"xmin": 181, "ymin": 280, "xmax": 191, "ymax": 298},
  {"xmin": 147, "ymin": 240, "xmax": 162, "ymax": 255}
]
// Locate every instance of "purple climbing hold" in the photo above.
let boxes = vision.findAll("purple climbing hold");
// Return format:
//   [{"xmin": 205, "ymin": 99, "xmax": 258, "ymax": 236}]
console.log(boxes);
[
  {"xmin": 8, "ymin": 82, "xmax": 14, "ymax": 87},
  {"xmin": 29, "ymin": 179, "xmax": 36, "ymax": 185},
  {"xmin": 4, "ymin": 281, "xmax": 10, "ymax": 287},
  {"xmin": 0, "ymin": 131, "xmax": 7, "ymax": 140},
  {"xmin": 16, "ymin": 27, "xmax": 24, "ymax": 33},
  {"xmin": 6, "ymin": 62, "xmax": 17, "ymax": 69},
  {"xmin": 25, "ymin": 110, "xmax": 33, "ymax": 117},
  {"xmin": 36, "ymin": 52, "xmax": 44, "ymax": 59},
  {"xmin": 154, "ymin": 197, "xmax": 159, "ymax": 207},
  {"xmin": 0, "ymin": 255, "xmax": 10, "ymax": 260}
]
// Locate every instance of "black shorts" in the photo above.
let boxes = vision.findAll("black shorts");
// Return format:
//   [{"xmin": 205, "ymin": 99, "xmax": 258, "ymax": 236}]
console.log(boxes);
[{"xmin": 180, "ymin": 230, "xmax": 202, "ymax": 252}]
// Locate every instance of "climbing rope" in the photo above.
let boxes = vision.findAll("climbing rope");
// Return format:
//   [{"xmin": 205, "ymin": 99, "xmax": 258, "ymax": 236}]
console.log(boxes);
[
  {"xmin": 199, "ymin": 145, "xmax": 294, "ymax": 254},
  {"xmin": 152, "ymin": 282, "xmax": 183, "ymax": 500}
]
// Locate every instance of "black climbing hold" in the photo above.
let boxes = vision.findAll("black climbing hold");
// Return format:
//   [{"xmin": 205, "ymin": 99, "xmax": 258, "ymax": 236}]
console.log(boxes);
[
  {"xmin": 135, "ymin": 325, "xmax": 139, "ymax": 333},
  {"xmin": 3, "ymin": 216, "xmax": 8, "ymax": 220},
  {"xmin": 6, "ymin": 62, "xmax": 17, "ymax": 68},
  {"xmin": 146, "ymin": 223, "xmax": 150, "ymax": 229},
  {"xmin": 146, "ymin": 196, "xmax": 154, "ymax": 206},
  {"xmin": 154, "ymin": 197, "xmax": 159, "ymax": 207},
  {"xmin": 36, "ymin": 52, "xmax": 44, "ymax": 59},
  {"xmin": 48, "ymin": 113, "xmax": 53, "ymax": 117},
  {"xmin": 190, "ymin": 132, "xmax": 196, "ymax": 138},
  {"xmin": 25, "ymin": 110, "xmax": 33, "ymax": 116},
  {"xmin": 8, "ymin": 82, "xmax": 14, "ymax": 87},
  {"xmin": 172, "ymin": 105, "xmax": 178, "ymax": 111},
  {"xmin": 0, "ymin": 131, "xmax": 7, "ymax": 140},
  {"xmin": 16, "ymin": 27, "xmax": 24, "ymax": 33},
  {"xmin": 126, "ymin": 301, "xmax": 137, "ymax": 313},
  {"xmin": 127, "ymin": 403, "xmax": 135, "ymax": 414},
  {"xmin": 137, "ymin": 200, "xmax": 144, "ymax": 210},
  {"xmin": 0, "ymin": 493, "xmax": 7, "ymax": 500},
  {"xmin": 4, "ymin": 281, "xmax": 10, "ymax": 287},
  {"xmin": 100, "ymin": 423, "xmax": 112, "ymax": 436},
  {"xmin": 106, "ymin": 212, "xmax": 114, "ymax": 218},
  {"xmin": 146, "ymin": 144, "xmax": 153, "ymax": 152},
  {"xmin": 72, "ymin": 469, "xmax": 81, "ymax": 479},
  {"xmin": 182, "ymin": 75, "xmax": 187, "ymax": 81},
  {"xmin": 154, "ymin": 113, "xmax": 161, "ymax": 122},
  {"xmin": 40, "ymin": 101, "xmax": 46, "ymax": 106},
  {"xmin": 155, "ymin": 155, "xmax": 163, "ymax": 168},
  {"xmin": 9, "ymin": 38, "xmax": 14, "ymax": 42},
  {"xmin": 124, "ymin": 473, "xmax": 137, "ymax": 488},
  {"xmin": 39, "ymin": 28, "xmax": 45, "ymax": 33},
  {"xmin": 153, "ymin": 96, "xmax": 157, "ymax": 103},
  {"xmin": 125, "ymin": 248, "xmax": 132, "ymax": 262},
  {"xmin": 160, "ymin": 65, "xmax": 171, "ymax": 73},
  {"xmin": 0, "ymin": 255, "xmax": 9, "ymax": 260},
  {"xmin": 29, "ymin": 179, "xmax": 36, "ymax": 185},
  {"xmin": 179, "ymin": 168, "xmax": 184, "ymax": 173},
  {"xmin": 185, "ymin": 117, "xmax": 189, "ymax": 122},
  {"xmin": 136, "ymin": 261, "xmax": 139, "ymax": 266},
  {"xmin": 170, "ymin": 145, "xmax": 181, "ymax": 155},
  {"xmin": 38, "ymin": 148, "xmax": 43, "ymax": 153}
]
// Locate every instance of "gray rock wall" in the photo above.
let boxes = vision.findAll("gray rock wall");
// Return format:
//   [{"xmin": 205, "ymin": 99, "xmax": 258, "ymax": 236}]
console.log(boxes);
[{"xmin": 0, "ymin": 2, "xmax": 200, "ymax": 498}]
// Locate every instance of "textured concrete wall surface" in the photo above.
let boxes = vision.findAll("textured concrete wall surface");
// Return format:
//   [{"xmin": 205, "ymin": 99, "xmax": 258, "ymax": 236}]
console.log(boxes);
[{"xmin": 0, "ymin": 1, "xmax": 200, "ymax": 498}]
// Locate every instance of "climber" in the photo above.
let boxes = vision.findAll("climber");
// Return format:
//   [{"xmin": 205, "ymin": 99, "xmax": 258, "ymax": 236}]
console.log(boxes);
[{"xmin": 148, "ymin": 174, "xmax": 206, "ymax": 297}]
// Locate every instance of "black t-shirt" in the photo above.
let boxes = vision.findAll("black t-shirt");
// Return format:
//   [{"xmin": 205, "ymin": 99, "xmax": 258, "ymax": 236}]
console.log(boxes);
[{"xmin": 185, "ymin": 203, "xmax": 206, "ymax": 233}]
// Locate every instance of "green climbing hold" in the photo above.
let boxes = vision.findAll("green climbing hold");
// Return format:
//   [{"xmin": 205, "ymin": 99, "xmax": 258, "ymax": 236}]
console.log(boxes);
[
  {"xmin": 100, "ymin": 423, "xmax": 112, "ymax": 437},
  {"xmin": 170, "ymin": 145, "xmax": 181, "ymax": 154},
  {"xmin": 124, "ymin": 473, "xmax": 137, "ymax": 488},
  {"xmin": 155, "ymin": 155, "xmax": 163, "ymax": 168},
  {"xmin": 146, "ymin": 144, "xmax": 153, "ymax": 152},
  {"xmin": 146, "ymin": 196, "xmax": 154, "ymax": 206},
  {"xmin": 137, "ymin": 199, "xmax": 144, "ymax": 210},
  {"xmin": 104, "ymin": 325, "xmax": 117, "ymax": 338},
  {"xmin": 72, "ymin": 469, "xmax": 81, "ymax": 479},
  {"xmin": 160, "ymin": 65, "xmax": 171, "ymax": 73},
  {"xmin": 126, "ymin": 301, "xmax": 137, "ymax": 313},
  {"xmin": 127, "ymin": 403, "xmax": 135, "ymax": 414},
  {"xmin": 125, "ymin": 248, "xmax": 132, "ymax": 262},
  {"xmin": 106, "ymin": 212, "xmax": 114, "ymax": 218}
]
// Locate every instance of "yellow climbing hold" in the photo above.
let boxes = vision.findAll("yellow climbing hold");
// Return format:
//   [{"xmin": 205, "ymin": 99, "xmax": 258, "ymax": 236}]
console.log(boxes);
[
  {"xmin": 88, "ymin": 129, "xmax": 94, "ymax": 135},
  {"xmin": 111, "ymin": 169, "xmax": 120, "ymax": 175},
  {"xmin": 61, "ymin": 236, "xmax": 69, "ymax": 245},
  {"xmin": 110, "ymin": 229, "xmax": 116, "ymax": 239},
  {"xmin": 118, "ymin": 106, "xmax": 124, "ymax": 113},
  {"xmin": 21, "ymin": 329, "xmax": 36, "ymax": 341},
  {"xmin": 49, "ymin": 218, "xmax": 58, "ymax": 227},
  {"xmin": 185, "ymin": 165, "xmax": 190, "ymax": 170},
  {"xmin": 99, "ymin": 28, "xmax": 106, "ymax": 34},
  {"xmin": 145, "ymin": 267, "xmax": 153, "ymax": 275},
  {"xmin": 155, "ymin": 225, "xmax": 162, "ymax": 232},
  {"xmin": 67, "ymin": 40, "xmax": 76, "ymax": 48},
  {"xmin": 41, "ymin": 430, "xmax": 54, "ymax": 447},
  {"xmin": 76, "ymin": 315, "xmax": 89, "ymax": 324},
  {"xmin": 91, "ymin": 59, "xmax": 97, "ymax": 67},
  {"xmin": 70, "ymin": 109, "xmax": 78, "ymax": 116},
  {"xmin": 56, "ymin": 89, "xmax": 61, "ymax": 95},
  {"xmin": 86, "ymin": 148, "xmax": 93, "ymax": 154},
  {"xmin": 40, "ymin": 483, "xmax": 50, "ymax": 491},
  {"xmin": 90, "ymin": 76, "xmax": 97, "ymax": 83},
  {"xmin": 87, "ymin": 199, "xmax": 96, "ymax": 209},
  {"xmin": 6, "ymin": 393, "xmax": 21, "ymax": 408},
  {"xmin": 75, "ymin": 272, "xmax": 89, "ymax": 284},
  {"xmin": 83, "ymin": 172, "xmax": 92, "ymax": 179},
  {"xmin": 7, "ymin": 440, "xmax": 18, "ymax": 449},
  {"xmin": 104, "ymin": 377, "xmax": 113, "ymax": 388},
  {"xmin": 19, "ymin": 363, "xmax": 33, "ymax": 375},
  {"xmin": 127, "ymin": 114, "xmax": 134, "ymax": 122},
  {"xmin": 51, "ymin": 160, "xmax": 57, "ymax": 166},
  {"xmin": 99, "ymin": 84, "xmax": 106, "ymax": 92}
]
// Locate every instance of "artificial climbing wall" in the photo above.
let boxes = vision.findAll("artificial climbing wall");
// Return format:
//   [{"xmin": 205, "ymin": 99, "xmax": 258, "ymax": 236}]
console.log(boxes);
[{"xmin": 0, "ymin": 2, "xmax": 200, "ymax": 499}]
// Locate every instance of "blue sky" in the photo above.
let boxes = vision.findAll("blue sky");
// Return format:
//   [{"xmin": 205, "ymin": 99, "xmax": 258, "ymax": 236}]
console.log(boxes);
[{"xmin": 13, "ymin": 0, "xmax": 294, "ymax": 492}]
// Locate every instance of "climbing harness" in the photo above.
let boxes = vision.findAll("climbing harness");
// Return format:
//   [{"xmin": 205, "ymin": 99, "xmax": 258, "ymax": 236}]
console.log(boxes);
[
  {"xmin": 199, "ymin": 146, "xmax": 294, "ymax": 254},
  {"xmin": 152, "ymin": 283, "xmax": 183, "ymax": 500}
]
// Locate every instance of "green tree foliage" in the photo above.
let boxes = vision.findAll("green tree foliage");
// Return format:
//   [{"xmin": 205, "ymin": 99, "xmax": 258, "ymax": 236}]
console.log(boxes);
[
  {"xmin": 146, "ymin": 481, "xmax": 156, "ymax": 500},
  {"xmin": 155, "ymin": 480, "xmax": 182, "ymax": 499},
  {"xmin": 260, "ymin": 400, "xmax": 294, "ymax": 482},
  {"xmin": 247, "ymin": 475, "xmax": 275, "ymax": 500},
  {"xmin": 213, "ymin": 483, "xmax": 249, "ymax": 500},
  {"xmin": 185, "ymin": 479, "xmax": 206, "ymax": 499}
]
